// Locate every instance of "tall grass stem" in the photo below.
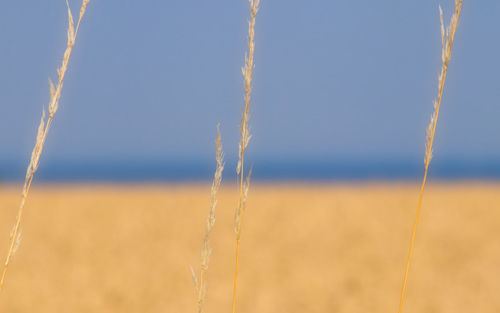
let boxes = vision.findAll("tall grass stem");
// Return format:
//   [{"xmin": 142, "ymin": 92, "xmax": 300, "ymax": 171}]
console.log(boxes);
[
  {"xmin": 398, "ymin": 1, "xmax": 462, "ymax": 312},
  {"xmin": 191, "ymin": 126, "xmax": 224, "ymax": 313},
  {"xmin": 232, "ymin": 1, "xmax": 259, "ymax": 312},
  {"xmin": 0, "ymin": 0, "xmax": 91, "ymax": 293}
]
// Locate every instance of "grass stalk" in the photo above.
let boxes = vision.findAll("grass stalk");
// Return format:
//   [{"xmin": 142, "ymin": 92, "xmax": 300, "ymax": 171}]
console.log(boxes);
[
  {"xmin": 397, "ymin": 1, "xmax": 463, "ymax": 312},
  {"xmin": 232, "ymin": 1, "xmax": 259, "ymax": 312},
  {"xmin": 191, "ymin": 126, "xmax": 224, "ymax": 313},
  {"xmin": 0, "ymin": 0, "xmax": 91, "ymax": 293}
]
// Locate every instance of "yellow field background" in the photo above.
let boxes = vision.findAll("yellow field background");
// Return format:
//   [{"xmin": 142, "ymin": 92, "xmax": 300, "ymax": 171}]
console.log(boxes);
[{"xmin": 0, "ymin": 183, "xmax": 499, "ymax": 312}]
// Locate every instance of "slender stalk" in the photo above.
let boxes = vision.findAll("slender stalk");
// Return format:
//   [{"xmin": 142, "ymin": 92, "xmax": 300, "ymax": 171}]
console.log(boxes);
[
  {"xmin": 232, "ymin": 1, "xmax": 259, "ymax": 312},
  {"xmin": 0, "ymin": 0, "xmax": 91, "ymax": 293},
  {"xmin": 397, "ymin": 1, "xmax": 462, "ymax": 312},
  {"xmin": 191, "ymin": 126, "xmax": 224, "ymax": 313}
]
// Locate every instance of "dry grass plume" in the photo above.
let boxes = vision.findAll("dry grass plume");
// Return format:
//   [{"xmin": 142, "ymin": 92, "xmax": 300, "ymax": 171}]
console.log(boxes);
[
  {"xmin": 0, "ymin": 0, "xmax": 91, "ymax": 293},
  {"xmin": 232, "ymin": 0, "xmax": 259, "ymax": 312},
  {"xmin": 398, "ymin": 1, "xmax": 463, "ymax": 312},
  {"xmin": 191, "ymin": 126, "xmax": 224, "ymax": 313}
]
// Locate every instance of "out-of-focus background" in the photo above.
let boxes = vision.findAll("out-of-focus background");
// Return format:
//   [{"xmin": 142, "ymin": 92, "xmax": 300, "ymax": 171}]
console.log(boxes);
[
  {"xmin": 0, "ymin": 1, "xmax": 499, "ymax": 313},
  {"xmin": 0, "ymin": 0, "xmax": 498, "ymax": 181},
  {"xmin": 0, "ymin": 184, "xmax": 499, "ymax": 313}
]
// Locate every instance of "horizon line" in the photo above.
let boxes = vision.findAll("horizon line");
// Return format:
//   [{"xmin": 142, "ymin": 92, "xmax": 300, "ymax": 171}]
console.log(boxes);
[{"xmin": 0, "ymin": 158, "xmax": 499, "ymax": 182}]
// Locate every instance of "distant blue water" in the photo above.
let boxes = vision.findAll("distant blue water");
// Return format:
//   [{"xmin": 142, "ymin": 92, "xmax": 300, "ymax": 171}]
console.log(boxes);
[{"xmin": 0, "ymin": 159, "xmax": 499, "ymax": 182}]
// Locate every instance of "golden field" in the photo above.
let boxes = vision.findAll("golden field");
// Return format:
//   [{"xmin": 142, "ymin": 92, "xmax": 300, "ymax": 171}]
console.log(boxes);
[{"xmin": 0, "ymin": 182, "xmax": 499, "ymax": 312}]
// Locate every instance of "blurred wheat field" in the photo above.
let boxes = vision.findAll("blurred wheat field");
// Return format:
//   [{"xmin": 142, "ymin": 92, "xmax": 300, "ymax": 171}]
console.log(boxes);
[{"xmin": 0, "ymin": 183, "xmax": 499, "ymax": 313}]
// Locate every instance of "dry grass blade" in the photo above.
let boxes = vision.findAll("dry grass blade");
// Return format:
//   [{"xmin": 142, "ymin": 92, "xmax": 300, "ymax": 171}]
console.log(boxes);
[
  {"xmin": 192, "ymin": 126, "xmax": 224, "ymax": 313},
  {"xmin": 0, "ymin": 0, "xmax": 91, "ymax": 293},
  {"xmin": 397, "ymin": 1, "xmax": 462, "ymax": 312},
  {"xmin": 232, "ymin": 1, "xmax": 259, "ymax": 312}
]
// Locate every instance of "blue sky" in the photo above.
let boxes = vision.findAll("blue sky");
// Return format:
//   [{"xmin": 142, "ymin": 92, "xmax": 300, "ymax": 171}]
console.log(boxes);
[{"xmin": 0, "ymin": 1, "xmax": 498, "ymax": 179}]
